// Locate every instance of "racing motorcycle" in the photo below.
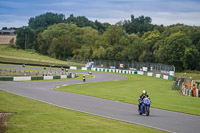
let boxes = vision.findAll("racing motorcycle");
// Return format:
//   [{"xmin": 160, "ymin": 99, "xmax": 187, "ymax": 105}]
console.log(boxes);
[
  {"xmin": 83, "ymin": 75, "xmax": 86, "ymax": 82},
  {"xmin": 138, "ymin": 97, "xmax": 151, "ymax": 116}
]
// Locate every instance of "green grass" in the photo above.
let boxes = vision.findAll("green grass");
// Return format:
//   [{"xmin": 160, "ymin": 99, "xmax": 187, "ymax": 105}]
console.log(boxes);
[
  {"xmin": 0, "ymin": 90, "xmax": 164, "ymax": 133},
  {"xmin": 175, "ymin": 72, "xmax": 200, "ymax": 80},
  {"xmin": 56, "ymin": 74, "xmax": 200, "ymax": 115},
  {"xmin": 0, "ymin": 45, "xmax": 84, "ymax": 66}
]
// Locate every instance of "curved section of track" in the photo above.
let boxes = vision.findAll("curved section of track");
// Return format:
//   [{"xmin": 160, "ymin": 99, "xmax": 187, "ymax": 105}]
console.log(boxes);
[{"xmin": 0, "ymin": 65, "xmax": 200, "ymax": 133}]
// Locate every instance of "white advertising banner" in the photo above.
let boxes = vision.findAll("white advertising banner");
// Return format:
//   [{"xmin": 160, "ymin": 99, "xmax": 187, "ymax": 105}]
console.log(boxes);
[
  {"xmin": 138, "ymin": 71, "xmax": 143, "ymax": 75},
  {"xmin": 70, "ymin": 66, "xmax": 77, "ymax": 70},
  {"xmin": 43, "ymin": 76, "xmax": 53, "ymax": 80},
  {"xmin": 147, "ymin": 72, "xmax": 153, "ymax": 76},
  {"xmin": 163, "ymin": 75, "xmax": 168, "ymax": 80},
  {"xmin": 14, "ymin": 76, "xmax": 31, "ymax": 81},
  {"xmin": 61, "ymin": 75, "xmax": 67, "ymax": 79},
  {"xmin": 169, "ymin": 71, "xmax": 175, "ymax": 76},
  {"xmin": 82, "ymin": 67, "xmax": 87, "ymax": 70},
  {"xmin": 143, "ymin": 67, "xmax": 148, "ymax": 72},
  {"xmin": 156, "ymin": 74, "xmax": 161, "ymax": 78}
]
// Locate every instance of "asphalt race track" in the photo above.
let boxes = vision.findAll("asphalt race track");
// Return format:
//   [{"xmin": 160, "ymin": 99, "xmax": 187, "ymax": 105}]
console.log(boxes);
[{"xmin": 0, "ymin": 65, "xmax": 200, "ymax": 133}]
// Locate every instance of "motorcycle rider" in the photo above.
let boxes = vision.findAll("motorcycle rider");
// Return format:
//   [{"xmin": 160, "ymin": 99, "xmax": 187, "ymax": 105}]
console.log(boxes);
[
  {"xmin": 83, "ymin": 75, "xmax": 86, "ymax": 82},
  {"xmin": 138, "ymin": 90, "xmax": 149, "ymax": 111}
]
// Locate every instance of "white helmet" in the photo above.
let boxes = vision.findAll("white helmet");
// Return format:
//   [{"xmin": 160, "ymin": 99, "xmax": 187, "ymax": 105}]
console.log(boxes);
[{"xmin": 142, "ymin": 90, "xmax": 147, "ymax": 95}]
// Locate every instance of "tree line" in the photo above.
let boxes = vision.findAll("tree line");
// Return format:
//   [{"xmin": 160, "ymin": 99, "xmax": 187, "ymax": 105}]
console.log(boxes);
[{"xmin": 15, "ymin": 12, "xmax": 200, "ymax": 71}]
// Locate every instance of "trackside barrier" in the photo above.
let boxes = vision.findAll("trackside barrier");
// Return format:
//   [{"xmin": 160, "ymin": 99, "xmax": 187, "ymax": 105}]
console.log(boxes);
[
  {"xmin": 31, "ymin": 76, "xmax": 43, "ymax": 80},
  {"xmin": 138, "ymin": 71, "xmax": 144, "ymax": 75},
  {"xmin": 168, "ymin": 76, "xmax": 175, "ymax": 81},
  {"xmin": 43, "ymin": 76, "xmax": 53, "ymax": 80},
  {"xmin": 0, "ymin": 74, "xmax": 76, "ymax": 81},
  {"xmin": 14, "ymin": 76, "xmax": 31, "ymax": 81},
  {"xmin": 173, "ymin": 78, "xmax": 199, "ymax": 97},
  {"xmin": 182, "ymin": 83, "xmax": 192, "ymax": 96},
  {"xmin": 163, "ymin": 75, "xmax": 168, "ymax": 80},
  {"xmin": 91, "ymin": 68, "xmax": 96, "ymax": 71},
  {"xmin": 82, "ymin": 67, "xmax": 87, "ymax": 71},
  {"xmin": 61, "ymin": 75, "xmax": 67, "ymax": 79},
  {"xmin": 53, "ymin": 76, "xmax": 60, "ymax": 79},
  {"xmin": 68, "ymin": 66, "xmax": 175, "ymax": 81},
  {"xmin": 156, "ymin": 74, "xmax": 161, "ymax": 78},
  {"xmin": 0, "ymin": 77, "xmax": 13, "ymax": 81},
  {"xmin": 72, "ymin": 73, "xmax": 76, "ymax": 78},
  {"xmin": 70, "ymin": 66, "xmax": 92, "ymax": 71},
  {"xmin": 70, "ymin": 66, "xmax": 77, "ymax": 70},
  {"xmin": 147, "ymin": 72, "xmax": 153, "ymax": 76},
  {"xmin": 196, "ymin": 89, "xmax": 199, "ymax": 97}
]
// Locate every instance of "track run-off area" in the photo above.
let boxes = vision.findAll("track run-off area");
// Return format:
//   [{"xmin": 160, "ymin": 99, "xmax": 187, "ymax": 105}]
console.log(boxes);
[{"xmin": 0, "ymin": 65, "xmax": 200, "ymax": 133}]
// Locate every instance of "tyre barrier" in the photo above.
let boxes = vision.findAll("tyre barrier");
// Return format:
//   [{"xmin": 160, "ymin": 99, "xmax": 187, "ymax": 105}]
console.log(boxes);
[{"xmin": 69, "ymin": 66, "xmax": 175, "ymax": 81}]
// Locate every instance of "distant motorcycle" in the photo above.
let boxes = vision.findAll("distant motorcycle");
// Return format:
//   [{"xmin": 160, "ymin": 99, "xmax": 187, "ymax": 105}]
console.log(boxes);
[
  {"xmin": 88, "ymin": 72, "xmax": 92, "ymax": 75},
  {"xmin": 83, "ymin": 75, "xmax": 86, "ymax": 82},
  {"xmin": 138, "ymin": 97, "xmax": 151, "ymax": 116}
]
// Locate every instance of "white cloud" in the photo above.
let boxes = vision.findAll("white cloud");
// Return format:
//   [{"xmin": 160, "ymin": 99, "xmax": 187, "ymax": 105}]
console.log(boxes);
[
  {"xmin": 0, "ymin": 15, "xmax": 29, "ymax": 29},
  {"xmin": 89, "ymin": 10, "xmax": 200, "ymax": 26},
  {"xmin": 1, "ymin": 0, "xmax": 200, "ymax": 28},
  {"xmin": 152, "ymin": 11, "xmax": 200, "ymax": 26},
  {"xmin": 0, "ymin": 20, "xmax": 28, "ymax": 29}
]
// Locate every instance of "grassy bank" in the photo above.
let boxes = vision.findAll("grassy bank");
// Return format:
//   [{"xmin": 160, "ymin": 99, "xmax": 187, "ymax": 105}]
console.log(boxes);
[
  {"xmin": 0, "ymin": 90, "xmax": 164, "ymax": 133},
  {"xmin": 0, "ymin": 45, "xmax": 83, "ymax": 67},
  {"xmin": 56, "ymin": 74, "xmax": 200, "ymax": 115}
]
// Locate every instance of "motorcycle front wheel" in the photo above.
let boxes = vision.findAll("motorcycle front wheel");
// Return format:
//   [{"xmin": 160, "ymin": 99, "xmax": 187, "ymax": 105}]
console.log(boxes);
[{"xmin": 145, "ymin": 106, "xmax": 150, "ymax": 116}]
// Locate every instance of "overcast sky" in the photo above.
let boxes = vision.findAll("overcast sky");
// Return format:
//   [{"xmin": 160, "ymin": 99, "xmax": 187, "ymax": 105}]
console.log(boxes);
[{"xmin": 0, "ymin": 0, "xmax": 200, "ymax": 29}]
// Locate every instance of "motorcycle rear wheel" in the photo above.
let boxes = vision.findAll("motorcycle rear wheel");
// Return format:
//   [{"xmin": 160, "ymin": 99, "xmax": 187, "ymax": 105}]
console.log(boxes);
[{"xmin": 138, "ymin": 108, "xmax": 142, "ymax": 115}]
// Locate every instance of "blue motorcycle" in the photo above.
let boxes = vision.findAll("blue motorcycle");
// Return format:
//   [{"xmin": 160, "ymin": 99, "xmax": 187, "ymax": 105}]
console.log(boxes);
[{"xmin": 138, "ymin": 97, "xmax": 151, "ymax": 116}]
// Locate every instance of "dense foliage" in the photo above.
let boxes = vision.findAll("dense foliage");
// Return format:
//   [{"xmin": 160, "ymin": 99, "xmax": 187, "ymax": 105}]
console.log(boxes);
[{"xmin": 15, "ymin": 12, "xmax": 200, "ymax": 71}]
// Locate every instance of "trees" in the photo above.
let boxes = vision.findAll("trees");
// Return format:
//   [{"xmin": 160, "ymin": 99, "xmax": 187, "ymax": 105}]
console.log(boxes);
[
  {"xmin": 91, "ymin": 25, "xmax": 129, "ymax": 60},
  {"xmin": 182, "ymin": 47, "xmax": 199, "ymax": 70},
  {"xmin": 29, "ymin": 12, "xmax": 65, "ymax": 29},
  {"xmin": 51, "ymin": 35, "xmax": 78, "ymax": 59},
  {"xmin": 72, "ymin": 46, "xmax": 91, "ymax": 60},
  {"xmin": 81, "ymin": 27, "xmax": 100, "ymax": 46},
  {"xmin": 154, "ymin": 32, "xmax": 195, "ymax": 71},
  {"xmin": 65, "ymin": 14, "xmax": 94, "ymax": 28},
  {"xmin": 16, "ymin": 26, "xmax": 35, "ymax": 49},
  {"xmin": 141, "ymin": 30, "xmax": 162, "ymax": 62},
  {"xmin": 127, "ymin": 36, "xmax": 146, "ymax": 62},
  {"xmin": 2, "ymin": 27, "xmax": 7, "ymax": 30},
  {"xmin": 15, "ymin": 12, "xmax": 65, "ymax": 51},
  {"xmin": 37, "ymin": 23, "xmax": 80, "ymax": 58},
  {"xmin": 37, "ymin": 23, "xmax": 100, "ymax": 60},
  {"xmin": 123, "ymin": 15, "xmax": 155, "ymax": 34},
  {"xmin": 65, "ymin": 14, "xmax": 110, "ymax": 33},
  {"xmin": 13, "ymin": 12, "xmax": 200, "ymax": 71}
]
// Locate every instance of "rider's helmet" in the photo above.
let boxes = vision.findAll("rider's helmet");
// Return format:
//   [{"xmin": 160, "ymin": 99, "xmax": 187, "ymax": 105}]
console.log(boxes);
[{"xmin": 142, "ymin": 90, "xmax": 147, "ymax": 96}]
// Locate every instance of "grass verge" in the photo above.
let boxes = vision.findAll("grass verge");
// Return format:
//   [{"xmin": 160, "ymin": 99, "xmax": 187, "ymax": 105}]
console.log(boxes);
[
  {"xmin": 175, "ymin": 72, "xmax": 200, "ymax": 80},
  {"xmin": 0, "ymin": 90, "xmax": 164, "ymax": 133},
  {"xmin": 56, "ymin": 74, "xmax": 200, "ymax": 116}
]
